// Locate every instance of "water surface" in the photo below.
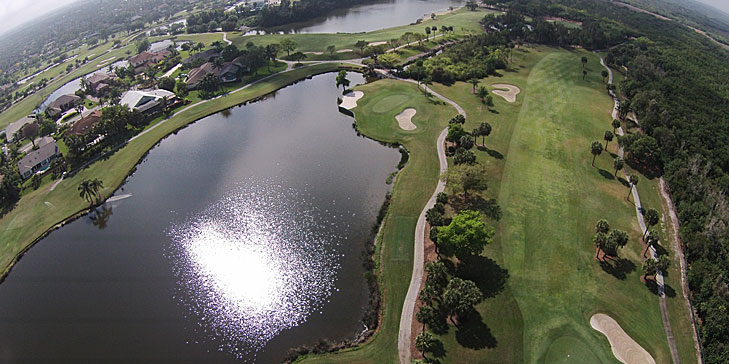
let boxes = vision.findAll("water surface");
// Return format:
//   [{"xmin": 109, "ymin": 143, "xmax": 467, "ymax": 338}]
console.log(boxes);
[
  {"xmin": 271, "ymin": 0, "xmax": 464, "ymax": 33},
  {"xmin": 0, "ymin": 73, "xmax": 400, "ymax": 362}
]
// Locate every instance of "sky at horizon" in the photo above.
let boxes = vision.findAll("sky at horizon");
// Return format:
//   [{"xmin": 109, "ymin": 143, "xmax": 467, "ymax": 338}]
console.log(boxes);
[
  {"xmin": 0, "ymin": 0, "xmax": 79, "ymax": 36},
  {"xmin": 1, "ymin": 0, "xmax": 729, "ymax": 37},
  {"xmin": 695, "ymin": 0, "xmax": 729, "ymax": 15}
]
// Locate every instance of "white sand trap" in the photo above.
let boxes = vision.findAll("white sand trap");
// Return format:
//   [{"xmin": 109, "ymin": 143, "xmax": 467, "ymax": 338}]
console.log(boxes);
[
  {"xmin": 368, "ymin": 41, "xmax": 387, "ymax": 46},
  {"xmin": 396, "ymin": 108, "xmax": 417, "ymax": 130},
  {"xmin": 304, "ymin": 51, "xmax": 323, "ymax": 55},
  {"xmin": 340, "ymin": 91, "xmax": 364, "ymax": 110},
  {"xmin": 492, "ymin": 84, "xmax": 521, "ymax": 103},
  {"xmin": 590, "ymin": 314, "xmax": 656, "ymax": 364},
  {"xmin": 336, "ymin": 49, "xmax": 353, "ymax": 53}
]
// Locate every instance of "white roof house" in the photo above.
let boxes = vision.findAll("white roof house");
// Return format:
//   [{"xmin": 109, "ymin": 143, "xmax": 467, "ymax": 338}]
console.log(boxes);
[{"xmin": 119, "ymin": 89, "xmax": 175, "ymax": 113}]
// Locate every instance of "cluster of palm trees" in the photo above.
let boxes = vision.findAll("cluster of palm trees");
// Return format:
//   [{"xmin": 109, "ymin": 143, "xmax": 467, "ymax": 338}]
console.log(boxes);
[
  {"xmin": 592, "ymin": 219, "xmax": 629, "ymax": 260},
  {"xmin": 589, "ymin": 116, "xmax": 672, "ymax": 283},
  {"xmin": 468, "ymin": 79, "xmax": 494, "ymax": 108},
  {"xmin": 78, "ymin": 178, "xmax": 104, "ymax": 206}
]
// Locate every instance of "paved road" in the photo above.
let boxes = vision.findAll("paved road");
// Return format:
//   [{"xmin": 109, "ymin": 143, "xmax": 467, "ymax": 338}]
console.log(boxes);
[{"xmin": 600, "ymin": 56, "xmax": 682, "ymax": 364}]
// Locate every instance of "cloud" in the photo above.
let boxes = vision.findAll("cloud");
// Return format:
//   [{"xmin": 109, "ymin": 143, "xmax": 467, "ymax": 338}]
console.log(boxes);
[{"xmin": 0, "ymin": 0, "xmax": 79, "ymax": 35}]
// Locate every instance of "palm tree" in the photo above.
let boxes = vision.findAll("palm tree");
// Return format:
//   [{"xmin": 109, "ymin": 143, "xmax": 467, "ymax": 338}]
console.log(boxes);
[
  {"xmin": 617, "ymin": 102, "xmax": 630, "ymax": 121},
  {"xmin": 601, "ymin": 70, "xmax": 609, "ymax": 83},
  {"xmin": 594, "ymin": 232, "xmax": 608, "ymax": 260},
  {"xmin": 595, "ymin": 219, "xmax": 610, "ymax": 234},
  {"xmin": 590, "ymin": 141, "xmax": 603, "ymax": 166},
  {"xmin": 613, "ymin": 157, "xmax": 624, "ymax": 176},
  {"xmin": 78, "ymin": 179, "xmax": 95, "ymax": 205},
  {"xmin": 656, "ymin": 255, "xmax": 670, "ymax": 275},
  {"xmin": 643, "ymin": 208, "xmax": 660, "ymax": 238},
  {"xmin": 628, "ymin": 174, "xmax": 639, "ymax": 200},
  {"xmin": 327, "ymin": 45, "xmax": 336, "ymax": 56},
  {"xmin": 469, "ymin": 78, "xmax": 479, "ymax": 94},
  {"xmin": 581, "ymin": 56, "xmax": 588, "ymax": 69},
  {"xmin": 604, "ymin": 130, "xmax": 614, "ymax": 149},
  {"xmin": 642, "ymin": 258, "xmax": 657, "ymax": 280},
  {"xmin": 476, "ymin": 85, "xmax": 488, "ymax": 103},
  {"xmin": 610, "ymin": 229, "xmax": 629, "ymax": 249},
  {"xmin": 425, "ymin": 26, "xmax": 431, "ymax": 40},
  {"xmin": 643, "ymin": 229, "xmax": 659, "ymax": 257},
  {"xmin": 422, "ymin": 77, "xmax": 433, "ymax": 94},
  {"xmin": 478, "ymin": 122, "xmax": 492, "ymax": 146},
  {"xmin": 612, "ymin": 119, "xmax": 621, "ymax": 133}
]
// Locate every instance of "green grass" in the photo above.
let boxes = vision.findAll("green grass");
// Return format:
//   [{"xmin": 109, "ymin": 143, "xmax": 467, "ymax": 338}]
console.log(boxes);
[
  {"xmin": 1, "ymin": 44, "xmax": 135, "ymax": 130},
  {"xmin": 294, "ymin": 46, "xmax": 697, "ymax": 364},
  {"xmin": 295, "ymin": 80, "xmax": 456, "ymax": 364},
  {"xmin": 229, "ymin": 8, "xmax": 494, "ymax": 60},
  {"xmin": 0, "ymin": 63, "xmax": 351, "ymax": 281},
  {"xmin": 427, "ymin": 47, "xmax": 693, "ymax": 363}
]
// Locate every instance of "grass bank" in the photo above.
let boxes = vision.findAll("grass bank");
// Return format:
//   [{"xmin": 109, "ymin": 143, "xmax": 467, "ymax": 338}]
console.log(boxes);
[
  {"xmin": 295, "ymin": 79, "xmax": 455, "ymax": 363},
  {"xmin": 0, "ymin": 62, "xmax": 351, "ymax": 281}
]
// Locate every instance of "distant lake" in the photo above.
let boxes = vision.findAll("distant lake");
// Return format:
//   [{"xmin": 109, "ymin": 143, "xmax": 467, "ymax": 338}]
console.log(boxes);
[
  {"xmin": 0, "ymin": 73, "xmax": 401, "ymax": 362},
  {"xmin": 270, "ymin": 0, "xmax": 464, "ymax": 33}
]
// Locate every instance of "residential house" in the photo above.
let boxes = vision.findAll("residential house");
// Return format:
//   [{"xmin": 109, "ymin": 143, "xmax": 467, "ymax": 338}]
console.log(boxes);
[
  {"xmin": 47, "ymin": 94, "xmax": 81, "ymax": 117},
  {"xmin": 67, "ymin": 110, "xmax": 102, "ymax": 136},
  {"xmin": 5, "ymin": 115, "xmax": 36, "ymax": 141},
  {"xmin": 120, "ymin": 89, "xmax": 176, "ymax": 113},
  {"xmin": 17, "ymin": 136, "xmax": 60, "ymax": 179},
  {"xmin": 129, "ymin": 50, "xmax": 171, "ymax": 73},
  {"xmin": 186, "ymin": 62, "xmax": 219, "ymax": 89},
  {"xmin": 182, "ymin": 49, "xmax": 220, "ymax": 67},
  {"xmin": 232, "ymin": 56, "xmax": 251, "ymax": 73},
  {"xmin": 219, "ymin": 63, "xmax": 240, "ymax": 83},
  {"xmin": 86, "ymin": 73, "xmax": 115, "ymax": 95}
]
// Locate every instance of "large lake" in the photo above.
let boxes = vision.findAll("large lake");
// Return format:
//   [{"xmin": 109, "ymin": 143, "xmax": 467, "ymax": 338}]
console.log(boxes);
[
  {"xmin": 272, "ymin": 0, "xmax": 464, "ymax": 33},
  {"xmin": 0, "ymin": 73, "xmax": 401, "ymax": 362}
]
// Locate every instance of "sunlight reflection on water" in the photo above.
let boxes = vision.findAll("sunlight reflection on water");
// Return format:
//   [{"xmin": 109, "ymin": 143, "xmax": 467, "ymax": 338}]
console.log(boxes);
[{"xmin": 167, "ymin": 182, "xmax": 344, "ymax": 359}]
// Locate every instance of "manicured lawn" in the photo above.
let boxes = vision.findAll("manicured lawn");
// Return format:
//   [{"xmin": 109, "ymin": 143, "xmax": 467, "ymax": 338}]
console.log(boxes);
[
  {"xmin": 295, "ymin": 79, "xmax": 456, "ymax": 364},
  {"xmin": 229, "ymin": 8, "xmax": 495, "ymax": 60},
  {"xmin": 303, "ymin": 46, "xmax": 698, "ymax": 364},
  {"xmin": 0, "ymin": 63, "xmax": 350, "ymax": 280},
  {"xmin": 427, "ymin": 47, "xmax": 690, "ymax": 363}
]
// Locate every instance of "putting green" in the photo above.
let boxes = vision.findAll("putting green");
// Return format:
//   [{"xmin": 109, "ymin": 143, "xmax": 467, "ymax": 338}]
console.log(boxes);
[
  {"xmin": 371, "ymin": 94, "xmax": 410, "ymax": 114},
  {"xmin": 542, "ymin": 336, "xmax": 601, "ymax": 364}
]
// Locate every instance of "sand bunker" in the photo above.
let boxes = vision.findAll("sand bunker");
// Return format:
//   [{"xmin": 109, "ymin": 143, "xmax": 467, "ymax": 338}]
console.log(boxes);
[
  {"xmin": 368, "ymin": 41, "xmax": 387, "ymax": 46},
  {"xmin": 336, "ymin": 49, "xmax": 353, "ymax": 53},
  {"xmin": 590, "ymin": 314, "xmax": 656, "ymax": 364},
  {"xmin": 396, "ymin": 108, "xmax": 417, "ymax": 130},
  {"xmin": 491, "ymin": 84, "xmax": 521, "ymax": 103},
  {"xmin": 304, "ymin": 51, "xmax": 323, "ymax": 55},
  {"xmin": 340, "ymin": 91, "xmax": 364, "ymax": 110}
]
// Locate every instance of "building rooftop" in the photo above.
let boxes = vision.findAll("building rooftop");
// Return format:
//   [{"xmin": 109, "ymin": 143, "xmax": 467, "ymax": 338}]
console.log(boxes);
[{"xmin": 17, "ymin": 137, "xmax": 58, "ymax": 177}]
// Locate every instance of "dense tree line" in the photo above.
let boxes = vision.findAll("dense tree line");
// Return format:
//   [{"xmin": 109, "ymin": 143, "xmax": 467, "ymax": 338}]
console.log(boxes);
[
  {"xmin": 186, "ymin": 9, "xmax": 241, "ymax": 33},
  {"xmin": 493, "ymin": 0, "xmax": 729, "ymax": 361}
]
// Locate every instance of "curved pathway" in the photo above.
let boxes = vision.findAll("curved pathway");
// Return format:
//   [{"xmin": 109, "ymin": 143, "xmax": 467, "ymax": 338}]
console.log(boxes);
[
  {"xmin": 393, "ymin": 76, "xmax": 462, "ymax": 364},
  {"xmin": 599, "ymin": 56, "xmax": 685, "ymax": 364}
]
